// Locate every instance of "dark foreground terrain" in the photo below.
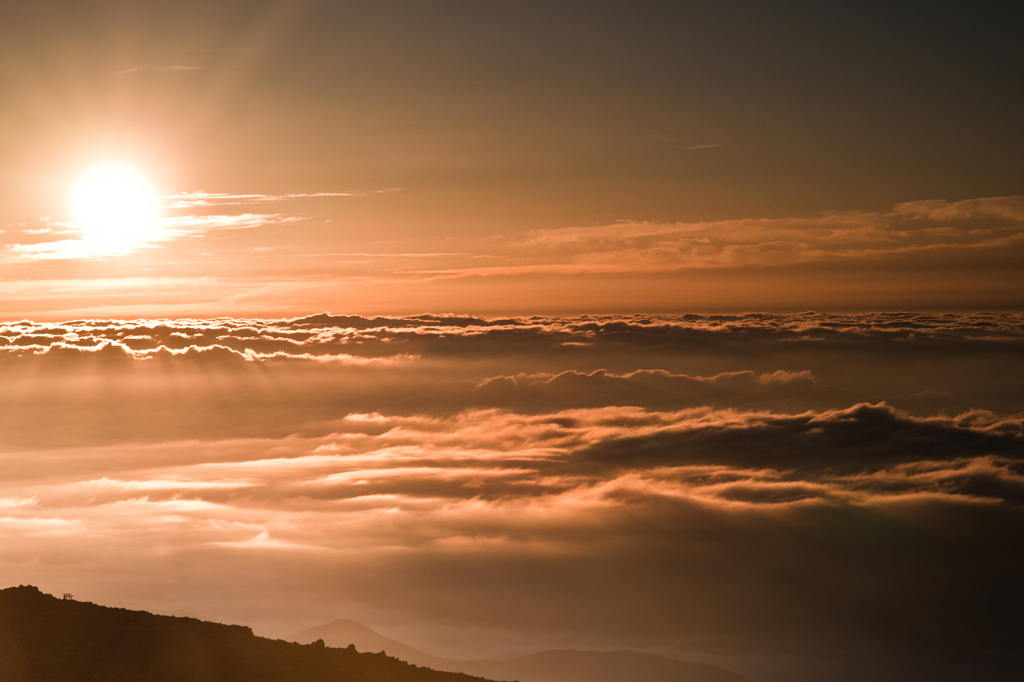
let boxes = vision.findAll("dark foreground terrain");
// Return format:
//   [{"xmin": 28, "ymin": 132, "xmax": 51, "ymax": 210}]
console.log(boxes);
[{"xmin": 0, "ymin": 586, "xmax": 488, "ymax": 682}]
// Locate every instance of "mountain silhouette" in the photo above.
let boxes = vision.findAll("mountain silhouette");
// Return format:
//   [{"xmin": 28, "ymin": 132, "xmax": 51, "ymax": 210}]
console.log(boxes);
[
  {"xmin": 293, "ymin": 620, "xmax": 747, "ymax": 682},
  {"xmin": 294, "ymin": 619, "xmax": 461, "ymax": 671},
  {"xmin": 166, "ymin": 609, "xmax": 204, "ymax": 620},
  {"xmin": 0, "ymin": 586, "xmax": 490, "ymax": 682}
]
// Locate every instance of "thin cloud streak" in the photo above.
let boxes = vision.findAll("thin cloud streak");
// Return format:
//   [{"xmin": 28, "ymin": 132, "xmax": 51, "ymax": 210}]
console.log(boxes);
[
  {"xmin": 166, "ymin": 188, "xmax": 402, "ymax": 208},
  {"xmin": 2, "ymin": 214, "xmax": 298, "ymax": 261},
  {"xmin": 110, "ymin": 65, "xmax": 203, "ymax": 74}
]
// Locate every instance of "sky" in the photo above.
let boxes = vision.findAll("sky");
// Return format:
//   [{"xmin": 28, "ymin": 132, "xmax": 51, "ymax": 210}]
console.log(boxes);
[
  {"xmin": 0, "ymin": 3, "xmax": 1022, "ymax": 682},
  {"xmin": 0, "ymin": 1, "xmax": 1021, "ymax": 316}
]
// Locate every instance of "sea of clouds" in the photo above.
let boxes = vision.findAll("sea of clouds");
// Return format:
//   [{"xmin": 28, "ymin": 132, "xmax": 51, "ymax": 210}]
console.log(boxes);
[{"xmin": 0, "ymin": 312, "xmax": 1021, "ymax": 680}]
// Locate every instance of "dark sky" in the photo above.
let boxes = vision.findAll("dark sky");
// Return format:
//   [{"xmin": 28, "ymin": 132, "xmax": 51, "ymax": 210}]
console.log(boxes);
[{"xmin": 5, "ymin": 1, "xmax": 1021, "ymax": 213}]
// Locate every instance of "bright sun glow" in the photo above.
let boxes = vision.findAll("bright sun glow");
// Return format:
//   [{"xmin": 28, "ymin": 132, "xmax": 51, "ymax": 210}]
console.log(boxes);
[{"xmin": 69, "ymin": 162, "xmax": 159, "ymax": 248}]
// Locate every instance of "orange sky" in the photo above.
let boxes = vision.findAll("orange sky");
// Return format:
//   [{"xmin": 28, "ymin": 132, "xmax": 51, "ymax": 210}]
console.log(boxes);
[{"xmin": 0, "ymin": 2, "xmax": 1021, "ymax": 317}]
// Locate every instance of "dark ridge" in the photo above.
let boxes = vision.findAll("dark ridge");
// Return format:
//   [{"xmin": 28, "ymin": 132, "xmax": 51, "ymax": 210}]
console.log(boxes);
[{"xmin": 0, "ymin": 586, "xmax": 492, "ymax": 682}]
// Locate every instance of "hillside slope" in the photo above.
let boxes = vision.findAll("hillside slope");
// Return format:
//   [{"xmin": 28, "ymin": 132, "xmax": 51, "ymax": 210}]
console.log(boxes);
[{"xmin": 0, "ymin": 586, "xmax": 488, "ymax": 682}]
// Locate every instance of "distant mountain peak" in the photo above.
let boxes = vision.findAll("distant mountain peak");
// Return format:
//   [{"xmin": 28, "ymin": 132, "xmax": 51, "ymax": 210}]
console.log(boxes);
[{"xmin": 292, "ymin": 617, "xmax": 458, "ymax": 669}]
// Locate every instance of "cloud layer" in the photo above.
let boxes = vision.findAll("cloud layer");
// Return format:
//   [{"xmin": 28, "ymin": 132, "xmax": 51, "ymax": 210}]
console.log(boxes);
[
  {"xmin": 430, "ymin": 196, "xmax": 1024, "ymax": 277},
  {"xmin": 0, "ymin": 312, "xmax": 1021, "ymax": 681}
]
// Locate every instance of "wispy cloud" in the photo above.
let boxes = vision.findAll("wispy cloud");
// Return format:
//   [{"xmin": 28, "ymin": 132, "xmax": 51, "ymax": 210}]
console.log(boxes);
[
  {"xmin": 111, "ymin": 65, "xmax": 203, "ymax": 75},
  {"xmin": 1, "ymin": 185, "xmax": 399, "ymax": 261},
  {"xmin": 166, "ymin": 188, "xmax": 401, "ymax": 208},
  {"xmin": 2, "ymin": 214, "xmax": 297, "ymax": 261},
  {"xmin": 403, "ymin": 196, "xmax": 1024, "ymax": 279},
  {"xmin": 158, "ymin": 212, "xmax": 299, "ymax": 235}
]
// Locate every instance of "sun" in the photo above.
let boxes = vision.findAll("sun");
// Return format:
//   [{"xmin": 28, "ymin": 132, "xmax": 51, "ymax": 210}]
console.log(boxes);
[{"xmin": 69, "ymin": 162, "xmax": 159, "ymax": 247}]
